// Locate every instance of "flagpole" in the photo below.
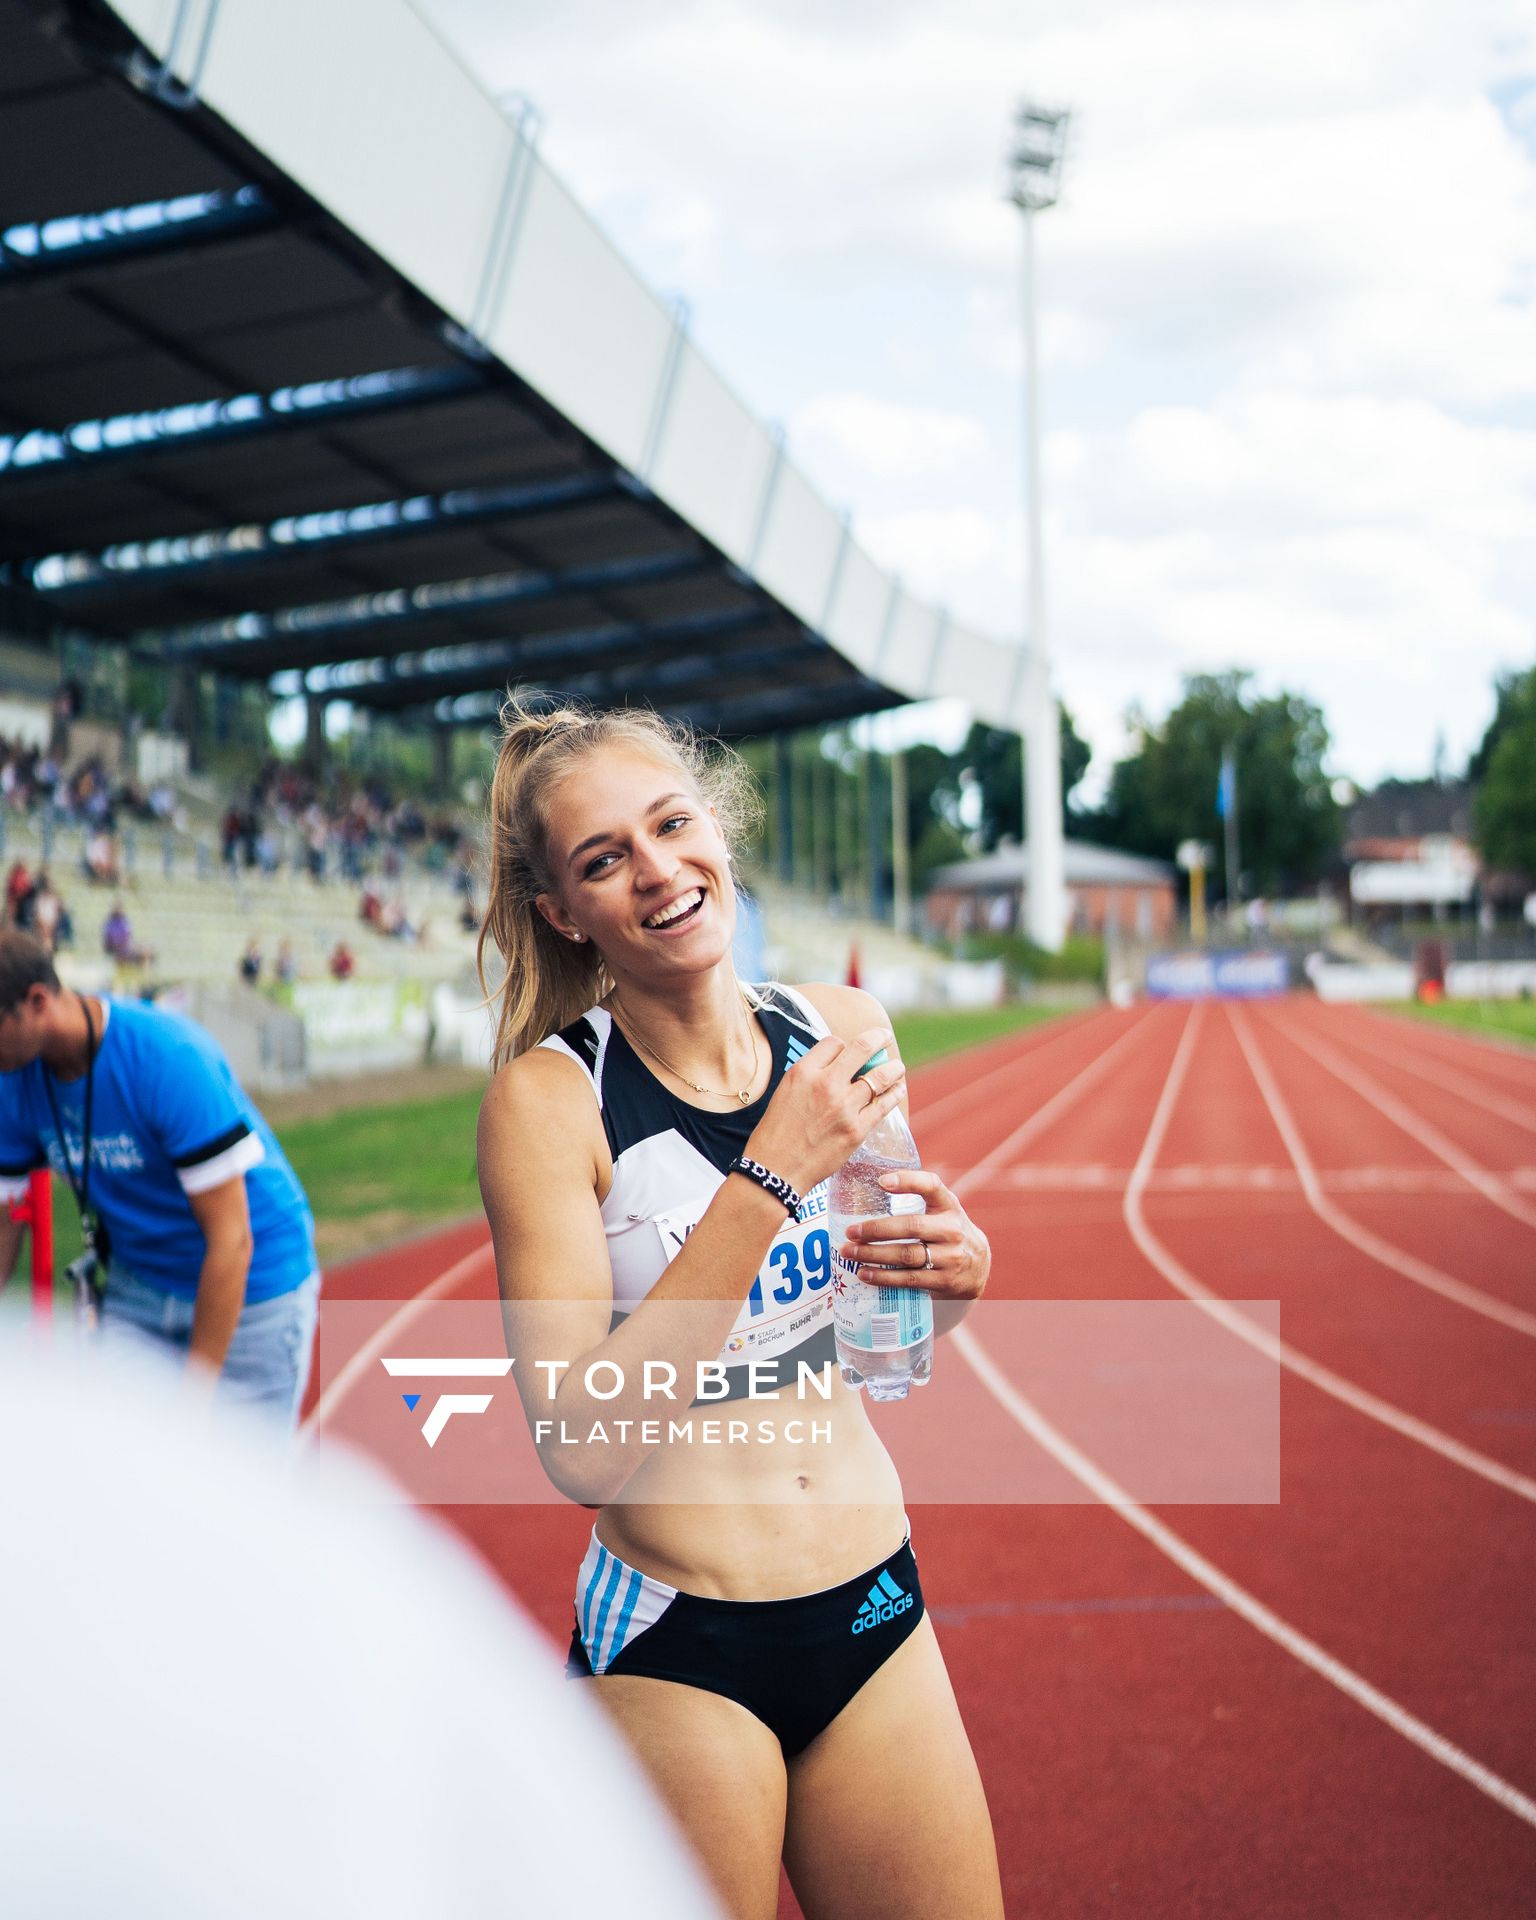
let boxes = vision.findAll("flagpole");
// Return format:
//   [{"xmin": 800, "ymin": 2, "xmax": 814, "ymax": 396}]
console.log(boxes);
[{"xmin": 1219, "ymin": 746, "xmax": 1241, "ymax": 921}]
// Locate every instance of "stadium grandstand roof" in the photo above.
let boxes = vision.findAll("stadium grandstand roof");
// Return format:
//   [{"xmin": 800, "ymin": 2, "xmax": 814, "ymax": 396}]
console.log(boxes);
[{"xmin": 0, "ymin": 0, "xmax": 1045, "ymax": 741}]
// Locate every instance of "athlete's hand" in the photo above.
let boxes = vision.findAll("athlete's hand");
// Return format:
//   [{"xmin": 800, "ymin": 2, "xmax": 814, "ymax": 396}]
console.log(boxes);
[
  {"xmin": 838, "ymin": 1169, "xmax": 990, "ymax": 1301},
  {"xmin": 744, "ymin": 1025, "xmax": 907, "ymax": 1196}
]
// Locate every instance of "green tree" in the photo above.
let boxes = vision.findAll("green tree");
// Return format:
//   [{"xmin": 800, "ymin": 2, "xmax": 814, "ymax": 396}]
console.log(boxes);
[
  {"xmin": 1473, "ymin": 666, "xmax": 1536, "ymax": 874},
  {"xmin": 1098, "ymin": 670, "xmax": 1341, "ymax": 898},
  {"xmin": 945, "ymin": 704, "xmax": 1092, "ymax": 850},
  {"xmin": 1467, "ymin": 669, "xmax": 1527, "ymax": 782}
]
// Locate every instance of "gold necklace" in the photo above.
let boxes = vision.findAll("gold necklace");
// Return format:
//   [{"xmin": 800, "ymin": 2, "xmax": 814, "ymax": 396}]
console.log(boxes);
[{"xmin": 614, "ymin": 1000, "xmax": 762, "ymax": 1104}]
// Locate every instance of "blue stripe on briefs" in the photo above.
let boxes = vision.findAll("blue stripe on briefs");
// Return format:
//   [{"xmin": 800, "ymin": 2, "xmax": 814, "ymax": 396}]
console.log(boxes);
[
  {"xmin": 581, "ymin": 1546, "xmax": 609, "ymax": 1651},
  {"xmin": 605, "ymin": 1567, "xmax": 644, "ymax": 1672},
  {"xmin": 590, "ymin": 1552, "xmax": 626, "ymax": 1670},
  {"xmin": 877, "ymin": 1567, "xmax": 905, "ymax": 1601}
]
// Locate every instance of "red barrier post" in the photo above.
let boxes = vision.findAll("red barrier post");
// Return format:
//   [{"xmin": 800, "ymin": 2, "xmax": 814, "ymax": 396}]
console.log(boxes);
[{"xmin": 21, "ymin": 1169, "xmax": 53, "ymax": 1322}]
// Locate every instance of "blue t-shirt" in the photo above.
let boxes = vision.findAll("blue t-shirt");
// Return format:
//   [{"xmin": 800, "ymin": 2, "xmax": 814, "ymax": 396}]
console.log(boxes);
[{"xmin": 0, "ymin": 998, "xmax": 315, "ymax": 1302}]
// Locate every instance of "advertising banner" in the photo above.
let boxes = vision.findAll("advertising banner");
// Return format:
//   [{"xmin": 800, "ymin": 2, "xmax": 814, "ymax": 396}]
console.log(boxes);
[{"xmin": 1146, "ymin": 949, "xmax": 1290, "ymax": 999}]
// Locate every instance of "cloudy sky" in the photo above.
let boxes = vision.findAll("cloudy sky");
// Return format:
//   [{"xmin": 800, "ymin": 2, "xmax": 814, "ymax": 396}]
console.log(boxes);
[{"xmin": 417, "ymin": 0, "xmax": 1536, "ymax": 795}]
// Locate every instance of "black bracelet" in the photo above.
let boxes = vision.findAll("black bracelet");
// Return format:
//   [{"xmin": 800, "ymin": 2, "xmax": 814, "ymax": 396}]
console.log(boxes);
[{"xmin": 727, "ymin": 1155, "xmax": 802, "ymax": 1220}]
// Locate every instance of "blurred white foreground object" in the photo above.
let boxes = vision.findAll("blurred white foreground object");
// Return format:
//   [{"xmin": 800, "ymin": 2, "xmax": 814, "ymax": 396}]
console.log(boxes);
[{"xmin": 0, "ymin": 1331, "xmax": 721, "ymax": 1920}]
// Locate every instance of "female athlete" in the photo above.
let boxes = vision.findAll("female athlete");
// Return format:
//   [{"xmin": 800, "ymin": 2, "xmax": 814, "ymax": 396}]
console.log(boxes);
[{"xmin": 476, "ymin": 699, "xmax": 1003, "ymax": 1920}]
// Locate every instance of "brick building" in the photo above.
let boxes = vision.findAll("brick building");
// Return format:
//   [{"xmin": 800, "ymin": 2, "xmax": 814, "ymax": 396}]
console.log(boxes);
[{"xmin": 925, "ymin": 841, "xmax": 1178, "ymax": 943}]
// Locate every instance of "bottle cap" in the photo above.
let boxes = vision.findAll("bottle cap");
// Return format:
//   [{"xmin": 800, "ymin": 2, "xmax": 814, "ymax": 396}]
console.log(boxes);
[{"xmin": 853, "ymin": 1046, "xmax": 889, "ymax": 1081}]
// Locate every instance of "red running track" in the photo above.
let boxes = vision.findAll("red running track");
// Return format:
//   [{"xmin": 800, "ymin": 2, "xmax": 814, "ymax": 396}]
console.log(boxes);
[{"xmin": 308, "ymin": 998, "xmax": 1536, "ymax": 1917}]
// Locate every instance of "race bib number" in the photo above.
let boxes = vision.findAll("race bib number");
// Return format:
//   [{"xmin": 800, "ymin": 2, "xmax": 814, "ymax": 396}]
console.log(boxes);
[{"xmin": 653, "ymin": 1178, "xmax": 834, "ymax": 1363}]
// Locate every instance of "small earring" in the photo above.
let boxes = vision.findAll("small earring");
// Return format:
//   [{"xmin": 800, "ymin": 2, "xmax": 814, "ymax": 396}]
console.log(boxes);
[{"xmin": 569, "ymin": 932, "xmax": 586, "ymax": 943}]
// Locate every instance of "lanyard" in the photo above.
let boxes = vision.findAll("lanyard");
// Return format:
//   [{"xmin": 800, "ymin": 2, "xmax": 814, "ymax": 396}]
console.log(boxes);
[{"xmin": 42, "ymin": 992, "xmax": 97, "ymax": 1231}]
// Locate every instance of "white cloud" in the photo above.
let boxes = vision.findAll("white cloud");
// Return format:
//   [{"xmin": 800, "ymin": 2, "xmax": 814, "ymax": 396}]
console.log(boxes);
[
  {"xmin": 791, "ymin": 394, "xmax": 985, "ymax": 483},
  {"xmin": 417, "ymin": 0, "xmax": 1536, "ymax": 790}
]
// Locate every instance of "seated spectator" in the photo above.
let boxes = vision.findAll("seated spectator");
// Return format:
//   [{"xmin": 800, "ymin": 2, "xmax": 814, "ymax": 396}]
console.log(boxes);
[
  {"xmin": 238, "ymin": 938, "xmax": 262, "ymax": 987},
  {"xmin": 328, "ymin": 940, "xmax": 355, "ymax": 981},
  {"xmin": 273, "ymin": 938, "xmax": 296, "ymax": 987},
  {"xmin": 84, "ymin": 829, "xmax": 120, "ymax": 887},
  {"xmin": 30, "ymin": 874, "xmax": 64, "ymax": 955},
  {"xmin": 6, "ymin": 860, "xmax": 32, "ymax": 926},
  {"xmin": 379, "ymin": 898, "xmax": 416, "ymax": 942},
  {"xmin": 102, "ymin": 902, "xmax": 151, "ymax": 969},
  {"xmin": 359, "ymin": 884, "xmax": 383, "ymax": 927}
]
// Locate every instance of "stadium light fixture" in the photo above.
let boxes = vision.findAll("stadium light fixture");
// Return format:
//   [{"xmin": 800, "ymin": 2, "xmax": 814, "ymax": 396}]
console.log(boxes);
[{"xmin": 1005, "ymin": 98, "xmax": 1071, "ymax": 952}]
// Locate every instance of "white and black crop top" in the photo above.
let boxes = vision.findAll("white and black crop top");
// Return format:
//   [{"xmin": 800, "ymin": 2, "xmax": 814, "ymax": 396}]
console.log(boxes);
[{"xmin": 537, "ymin": 984, "xmax": 837, "ymax": 1401}]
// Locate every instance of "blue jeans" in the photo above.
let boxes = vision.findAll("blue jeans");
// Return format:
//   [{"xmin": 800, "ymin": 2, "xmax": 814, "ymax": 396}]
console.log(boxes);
[{"xmin": 97, "ymin": 1265, "xmax": 320, "ymax": 1428}]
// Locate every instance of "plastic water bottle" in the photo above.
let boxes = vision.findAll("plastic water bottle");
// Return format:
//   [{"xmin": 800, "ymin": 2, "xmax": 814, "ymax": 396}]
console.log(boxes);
[{"xmin": 829, "ymin": 1048, "xmax": 934, "ymax": 1400}]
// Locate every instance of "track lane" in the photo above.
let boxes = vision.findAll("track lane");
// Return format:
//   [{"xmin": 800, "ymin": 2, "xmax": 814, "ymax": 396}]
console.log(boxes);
[
  {"xmin": 1350, "ymin": 1006, "xmax": 1536, "ymax": 1090},
  {"xmin": 1245, "ymin": 1005, "xmax": 1536, "ymax": 1307},
  {"xmin": 922, "ymin": 1000, "xmax": 1536, "ymax": 1912},
  {"xmin": 1291, "ymin": 1003, "xmax": 1536, "ymax": 1136},
  {"xmin": 1230, "ymin": 1008, "xmax": 1536, "ymax": 1340},
  {"xmin": 1110, "ymin": 1004, "xmax": 1536, "ymax": 1786}
]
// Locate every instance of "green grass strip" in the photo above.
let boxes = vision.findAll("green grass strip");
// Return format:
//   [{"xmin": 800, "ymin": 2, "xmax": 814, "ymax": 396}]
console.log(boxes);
[{"xmin": 1390, "ymin": 998, "xmax": 1536, "ymax": 1050}]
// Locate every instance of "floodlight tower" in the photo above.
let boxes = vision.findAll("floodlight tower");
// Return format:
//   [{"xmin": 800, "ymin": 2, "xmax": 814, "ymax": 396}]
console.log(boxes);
[{"xmin": 1007, "ymin": 101, "xmax": 1070, "ymax": 951}]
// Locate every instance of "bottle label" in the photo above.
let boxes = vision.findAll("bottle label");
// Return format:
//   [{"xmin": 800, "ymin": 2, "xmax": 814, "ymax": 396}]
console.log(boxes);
[{"xmin": 831, "ymin": 1254, "xmax": 934, "ymax": 1352}]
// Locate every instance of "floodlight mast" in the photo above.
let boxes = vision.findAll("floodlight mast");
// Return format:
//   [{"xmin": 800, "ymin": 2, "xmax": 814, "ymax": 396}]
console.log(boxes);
[{"xmin": 1007, "ymin": 101, "xmax": 1070, "ymax": 952}]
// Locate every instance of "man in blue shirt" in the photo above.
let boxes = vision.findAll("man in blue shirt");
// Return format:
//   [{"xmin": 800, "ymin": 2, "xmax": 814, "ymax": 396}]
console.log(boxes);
[{"xmin": 0, "ymin": 931, "xmax": 319, "ymax": 1423}]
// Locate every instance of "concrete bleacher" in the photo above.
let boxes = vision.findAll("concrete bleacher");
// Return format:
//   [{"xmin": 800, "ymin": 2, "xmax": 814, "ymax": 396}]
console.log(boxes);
[
  {"xmin": 0, "ymin": 808, "xmax": 476, "ymax": 992},
  {"xmin": 744, "ymin": 873, "xmax": 1006, "ymax": 1011}
]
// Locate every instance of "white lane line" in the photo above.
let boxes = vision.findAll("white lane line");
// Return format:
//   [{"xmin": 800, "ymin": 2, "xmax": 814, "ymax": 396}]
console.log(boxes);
[
  {"xmin": 1266, "ymin": 1014, "xmax": 1536, "ymax": 1233},
  {"xmin": 1307, "ymin": 1012, "xmax": 1536, "ymax": 1136},
  {"xmin": 1120, "ymin": 1005, "xmax": 1536, "ymax": 1507},
  {"xmin": 301, "ymin": 1239, "xmax": 498, "ymax": 1444},
  {"xmin": 1231, "ymin": 1008, "xmax": 1536, "ymax": 1341},
  {"xmin": 947, "ymin": 1006, "xmax": 1159, "ymax": 1190},
  {"xmin": 952, "ymin": 1323, "xmax": 1536, "ymax": 1832},
  {"xmin": 915, "ymin": 1005, "xmax": 1122, "ymax": 1130}
]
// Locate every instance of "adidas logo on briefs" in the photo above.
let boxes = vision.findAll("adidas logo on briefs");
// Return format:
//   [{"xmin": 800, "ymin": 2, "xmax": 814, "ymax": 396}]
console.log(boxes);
[{"xmin": 851, "ymin": 1567, "xmax": 912, "ymax": 1634}]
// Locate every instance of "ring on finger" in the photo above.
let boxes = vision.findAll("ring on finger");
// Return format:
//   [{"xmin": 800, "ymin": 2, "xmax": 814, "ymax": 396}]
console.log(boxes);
[
  {"xmin": 920, "ymin": 1242, "xmax": 933, "ymax": 1270},
  {"xmin": 862, "ymin": 1078, "xmax": 880, "ymax": 1110}
]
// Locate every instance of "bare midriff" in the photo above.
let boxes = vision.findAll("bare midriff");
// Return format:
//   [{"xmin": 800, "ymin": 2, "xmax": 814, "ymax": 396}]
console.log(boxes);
[{"xmin": 595, "ymin": 1382, "xmax": 907, "ymax": 1600}]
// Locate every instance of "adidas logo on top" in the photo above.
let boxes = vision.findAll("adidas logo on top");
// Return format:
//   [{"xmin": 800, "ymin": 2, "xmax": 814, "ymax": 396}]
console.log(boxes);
[{"xmin": 851, "ymin": 1567, "xmax": 913, "ymax": 1634}]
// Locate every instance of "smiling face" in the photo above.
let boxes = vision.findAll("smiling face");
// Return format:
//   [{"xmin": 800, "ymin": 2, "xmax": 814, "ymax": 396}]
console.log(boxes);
[{"xmin": 535, "ymin": 747, "xmax": 737, "ymax": 984}]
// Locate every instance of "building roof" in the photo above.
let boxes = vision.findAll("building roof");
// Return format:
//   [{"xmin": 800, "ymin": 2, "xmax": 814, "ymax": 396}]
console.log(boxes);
[
  {"xmin": 0, "ymin": 0, "xmax": 1045, "ymax": 741},
  {"xmin": 1345, "ymin": 779, "xmax": 1475, "ymax": 848},
  {"xmin": 926, "ymin": 840, "xmax": 1177, "ymax": 893}
]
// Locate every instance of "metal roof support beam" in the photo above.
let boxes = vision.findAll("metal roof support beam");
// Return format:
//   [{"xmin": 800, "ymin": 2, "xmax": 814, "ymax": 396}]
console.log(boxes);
[
  {"xmin": 298, "ymin": 604, "xmax": 771, "ymax": 703},
  {"xmin": 425, "ymin": 657, "xmax": 895, "ymax": 737},
  {"xmin": 464, "ymin": 96, "xmax": 542, "ymax": 353},
  {"xmin": 680, "ymin": 678, "xmax": 908, "ymax": 742},
  {"xmin": 0, "ymin": 185, "xmax": 277, "ymax": 291},
  {"xmin": 124, "ymin": 0, "xmax": 225, "ymax": 110},
  {"xmin": 18, "ymin": 468, "xmax": 628, "ymax": 596},
  {"xmin": 144, "ymin": 549, "xmax": 718, "ymax": 665},
  {"xmin": 0, "ymin": 363, "xmax": 485, "ymax": 483},
  {"xmin": 639, "ymin": 298, "xmax": 690, "ymax": 485}
]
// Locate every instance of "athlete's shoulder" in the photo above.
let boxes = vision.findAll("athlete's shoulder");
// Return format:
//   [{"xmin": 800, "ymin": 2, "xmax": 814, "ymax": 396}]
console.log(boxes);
[
  {"xmin": 787, "ymin": 981, "xmax": 892, "ymax": 1046},
  {"xmin": 478, "ymin": 1032, "xmax": 601, "ymax": 1146}
]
